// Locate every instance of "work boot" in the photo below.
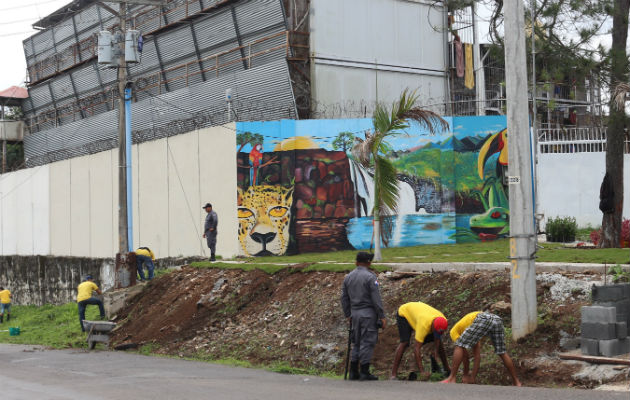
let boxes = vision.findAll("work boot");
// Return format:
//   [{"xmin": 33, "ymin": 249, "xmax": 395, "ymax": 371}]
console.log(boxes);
[
  {"xmin": 0, "ymin": 315, "xmax": 3, "ymax": 323},
  {"xmin": 210, "ymin": 254, "xmax": 216, "ymax": 262},
  {"xmin": 349, "ymin": 361, "xmax": 360, "ymax": 381},
  {"xmin": 359, "ymin": 363, "xmax": 378, "ymax": 381}
]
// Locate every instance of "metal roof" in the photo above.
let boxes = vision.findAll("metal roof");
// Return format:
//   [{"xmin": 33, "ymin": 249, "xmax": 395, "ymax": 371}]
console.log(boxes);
[{"xmin": 0, "ymin": 86, "xmax": 29, "ymax": 106}]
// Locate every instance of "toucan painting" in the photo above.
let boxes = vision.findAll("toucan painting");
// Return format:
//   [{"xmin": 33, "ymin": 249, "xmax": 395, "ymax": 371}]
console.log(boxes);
[
  {"xmin": 477, "ymin": 128, "xmax": 508, "ymax": 180},
  {"xmin": 469, "ymin": 128, "xmax": 509, "ymax": 238}
]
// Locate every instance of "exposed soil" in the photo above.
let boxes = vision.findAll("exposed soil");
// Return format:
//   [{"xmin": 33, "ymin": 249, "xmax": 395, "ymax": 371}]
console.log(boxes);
[{"xmin": 110, "ymin": 266, "xmax": 628, "ymax": 388}]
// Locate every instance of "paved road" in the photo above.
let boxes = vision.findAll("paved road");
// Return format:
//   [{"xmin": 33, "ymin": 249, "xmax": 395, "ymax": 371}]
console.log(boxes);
[{"xmin": 1, "ymin": 344, "xmax": 627, "ymax": 400}]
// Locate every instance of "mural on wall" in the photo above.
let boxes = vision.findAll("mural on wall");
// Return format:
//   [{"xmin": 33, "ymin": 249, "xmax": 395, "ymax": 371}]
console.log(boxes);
[{"xmin": 236, "ymin": 116, "xmax": 508, "ymax": 256}]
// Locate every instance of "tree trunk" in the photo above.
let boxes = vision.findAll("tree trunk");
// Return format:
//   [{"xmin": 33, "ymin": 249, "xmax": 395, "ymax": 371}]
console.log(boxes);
[
  {"xmin": 600, "ymin": 0, "xmax": 630, "ymax": 248},
  {"xmin": 373, "ymin": 157, "xmax": 382, "ymax": 261}
]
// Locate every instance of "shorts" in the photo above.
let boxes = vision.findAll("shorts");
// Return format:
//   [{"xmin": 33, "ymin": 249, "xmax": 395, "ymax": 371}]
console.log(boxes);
[
  {"xmin": 397, "ymin": 313, "xmax": 434, "ymax": 344},
  {"xmin": 454, "ymin": 312, "xmax": 506, "ymax": 354},
  {"xmin": 0, "ymin": 303, "xmax": 10, "ymax": 314}
]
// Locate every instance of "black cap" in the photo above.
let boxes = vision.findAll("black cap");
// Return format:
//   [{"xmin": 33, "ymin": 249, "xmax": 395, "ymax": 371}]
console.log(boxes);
[
  {"xmin": 356, "ymin": 251, "xmax": 374, "ymax": 264},
  {"xmin": 202, "ymin": 203, "xmax": 212, "ymax": 209}
]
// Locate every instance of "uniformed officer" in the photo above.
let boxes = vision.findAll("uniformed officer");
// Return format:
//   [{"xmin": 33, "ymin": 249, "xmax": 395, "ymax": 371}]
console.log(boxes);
[
  {"xmin": 341, "ymin": 251, "xmax": 386, "ymax": 381},
  {"xmin": 202, "ymin": 203, "xmax": 218, "ymax": 261}
]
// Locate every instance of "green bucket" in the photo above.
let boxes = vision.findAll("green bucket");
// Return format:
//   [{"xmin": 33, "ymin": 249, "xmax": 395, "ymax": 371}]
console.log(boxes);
[{"xmin": 9, "ymin": 327, "xmax": 20, "ymax": 336}]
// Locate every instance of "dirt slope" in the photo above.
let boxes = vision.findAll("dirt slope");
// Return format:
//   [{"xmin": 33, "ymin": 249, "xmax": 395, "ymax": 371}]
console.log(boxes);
[{"xmin": 110, "ymin": 266, "xmax": 626, "ymax": 388}]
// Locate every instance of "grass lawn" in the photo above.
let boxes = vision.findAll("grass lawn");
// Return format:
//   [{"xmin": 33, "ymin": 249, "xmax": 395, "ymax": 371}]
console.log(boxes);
[
  {"xmin": 0, "ymin": 303, "xmax": 102, "ymax": 348},
  {"xmin": 194, "ymin": 239, "xmax": 629, "ymax": 268}
]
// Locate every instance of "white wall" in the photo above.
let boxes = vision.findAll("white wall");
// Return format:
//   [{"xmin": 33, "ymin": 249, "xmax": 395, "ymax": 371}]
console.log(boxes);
[
  {"xmin": 310, "ymin": 0, "xmax": 447, "ymax": 113},
  {"xmin": 0, "ymin": 166, "xmax": 50, "ymax": 255},
  {"xmin": 537, "ymin": 153, "xmax": 630, "ymax": 228},
  {"xmin": 3, "ymin": 124, "xmax": 237, "ymax": 258}
]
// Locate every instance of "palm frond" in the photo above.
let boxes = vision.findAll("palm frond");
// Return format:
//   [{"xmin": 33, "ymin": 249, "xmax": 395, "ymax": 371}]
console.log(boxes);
[
  {"xmin": 373, "ymin": 89, "xmax": 449, "ymax": 142},
  {"xmin": 399, "ymin": 108, "xmax": 450, "ymax": 135},
  {"xmin": 613, "ymin": 82, "xmax": 630, "ymax": 110}
]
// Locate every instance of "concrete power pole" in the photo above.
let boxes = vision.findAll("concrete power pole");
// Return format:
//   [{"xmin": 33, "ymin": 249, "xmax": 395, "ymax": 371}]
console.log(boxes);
[
  {"xmin": 117, "ymin": 2, "xmax": 128, "ymax": 255},
  {"xmin": 504, "ymin": 0, "xmax": 538, "ymax": 339}
]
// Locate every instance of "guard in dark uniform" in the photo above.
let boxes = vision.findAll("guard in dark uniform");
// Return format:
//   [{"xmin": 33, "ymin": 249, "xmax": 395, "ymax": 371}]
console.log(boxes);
[
  {"xmin": 202, "ymin": 203, "xmax": 218, "ymax": 261},
  {"xmin": 341, "ymin": 252, "xmax": 386, "ymax": 381}
]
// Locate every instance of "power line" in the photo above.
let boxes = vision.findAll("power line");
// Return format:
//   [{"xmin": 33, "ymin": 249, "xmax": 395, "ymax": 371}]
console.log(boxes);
[{"xmin": 0, "ymin": 0, "xmax": 64, "ymax": 13}]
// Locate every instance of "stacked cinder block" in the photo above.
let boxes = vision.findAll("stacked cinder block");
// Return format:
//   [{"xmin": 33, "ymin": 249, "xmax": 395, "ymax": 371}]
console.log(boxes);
[{"xmin": 581, "ymin": 284, "xmax": 630, "ymax": 357}]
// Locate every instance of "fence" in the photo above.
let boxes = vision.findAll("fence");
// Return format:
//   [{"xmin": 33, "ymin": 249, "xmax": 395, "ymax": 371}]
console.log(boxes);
[{"xmin": 537, "ymin": 127, "xmax": 630, "ymax": 154}]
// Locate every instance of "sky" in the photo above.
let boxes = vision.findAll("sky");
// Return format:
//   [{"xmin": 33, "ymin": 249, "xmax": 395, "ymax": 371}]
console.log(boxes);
[{"xmin": 0, "ymin": 0, "xmax": 71, "ymax": 90}]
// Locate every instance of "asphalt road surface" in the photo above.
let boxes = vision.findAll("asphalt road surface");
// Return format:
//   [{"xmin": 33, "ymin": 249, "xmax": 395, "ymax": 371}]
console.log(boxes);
[{"xmin": 1, "ymin": 344, "xmax": 627, "ymax": 400}]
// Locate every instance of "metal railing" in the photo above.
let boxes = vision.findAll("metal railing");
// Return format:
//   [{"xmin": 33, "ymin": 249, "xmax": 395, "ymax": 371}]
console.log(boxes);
[
  {"xmin": 537, "ymin": 127, "xmax": 630, "ymax": 154},
  {"xmin": 27, "ymin": 30, "xmax": 308, "ymax": 133}
]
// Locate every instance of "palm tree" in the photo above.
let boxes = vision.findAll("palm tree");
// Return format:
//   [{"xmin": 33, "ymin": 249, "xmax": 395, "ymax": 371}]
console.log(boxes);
[{"xmin": 352, "ymin": 89, "xmax": 448, "ymax": 261}]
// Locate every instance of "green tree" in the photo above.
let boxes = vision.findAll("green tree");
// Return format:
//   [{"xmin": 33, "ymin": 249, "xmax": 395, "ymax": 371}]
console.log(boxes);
[
  {"xmin": 352, "ymin": 90, "xmax": 448, "ymax": 261},
  {"xmin": 331, "ymin": 131, "xmax": 354, "ymax": 152},
  {"xmin": 237, "ymin": 131, "xmax": 263, "ymax": 152}
]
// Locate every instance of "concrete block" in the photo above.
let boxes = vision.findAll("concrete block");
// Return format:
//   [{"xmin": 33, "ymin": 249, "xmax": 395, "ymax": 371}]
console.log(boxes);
[
  {"xmin": 596, "ymin": 300, "xmax": 630, "ymax": 316},
  {"xmin": 617, "ymin": 322, "xmax": 627, "ymax": 339},
  {"xmin": 598, "ymin": 338, "xmax": 630, "ymax": 357},
  {"xmin": 581, "ymin": 306, "xmax": 617, "ymax": 324},
  {"xmin": 581, "ymin": 338, "xmax": 599, "ymax": 356},
  {"xmin": 581, "ymin": 322, "xmax": 617, "ymax": 340},
  {"xmin": 592, "ymin": 284, "xmax": 629, "ymax": 302}
]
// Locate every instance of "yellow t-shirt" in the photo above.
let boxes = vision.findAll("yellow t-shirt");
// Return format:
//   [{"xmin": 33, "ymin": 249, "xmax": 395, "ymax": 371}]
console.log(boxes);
[
  {"xmin": 77, "ymin": 281, "xmax": 99, "ymax": 302},
  {"xmin": 398, "ymin": 302, "xmax": 446, "ymax": 343},
  {"xmin": 135, "ymin": 248, "xmax": 155, "ymax": 260},
  {"xmin": 0, "ymin": 289, "xmax": 11, "ymax": 304},
  {"xmin": 450, "ymin": 311, "xmax": 481, "ymax": 342}
]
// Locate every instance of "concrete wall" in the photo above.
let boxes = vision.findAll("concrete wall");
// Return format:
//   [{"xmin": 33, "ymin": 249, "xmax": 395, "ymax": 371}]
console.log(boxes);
[
  {"xmin": 537, "ymin": 153, "xmax": 630, "ymax": 228},
  {"xmin": 0, "ymin": 256, "xmax": 114, "ymax": 305},
  {"xmin": 310, "ymin": 0, "xmax": 447, "ymax": 114},
  {"xmin": 3, "ymin": 124, "xmax": 238, "ymax": 259},
  {"xmin": 0, "ymin": 166, "xmax": 50, "ymax": 256}
]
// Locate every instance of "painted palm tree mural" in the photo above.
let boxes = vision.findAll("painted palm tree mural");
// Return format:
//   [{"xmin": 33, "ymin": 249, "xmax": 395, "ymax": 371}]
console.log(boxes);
[{"xmin": 235, "ymin": 113, "xmax": 508, "ymax": 256}]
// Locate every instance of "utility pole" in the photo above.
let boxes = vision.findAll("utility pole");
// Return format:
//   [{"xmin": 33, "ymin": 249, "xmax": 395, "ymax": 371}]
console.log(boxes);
[
  {"xmin": 117, "ymin": 2, "xmax": 128, "ymax": 255},
  {"xmin": 504, "ymin": 0, "xmax": 538, "ymax": 339}
]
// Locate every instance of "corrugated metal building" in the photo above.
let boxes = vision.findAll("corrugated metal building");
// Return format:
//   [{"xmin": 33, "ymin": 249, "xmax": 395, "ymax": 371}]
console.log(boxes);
[{"xmin": 21, "ymin": 0, "xmax": 451, "ymax": 166}]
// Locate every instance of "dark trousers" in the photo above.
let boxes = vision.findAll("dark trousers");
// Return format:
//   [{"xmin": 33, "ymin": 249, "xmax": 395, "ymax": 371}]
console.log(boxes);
[
  {"xmin": 136, "ymin": 254, "xmax": 155, "ymax": 280},
  {"xmin": 78, "ymin": 297, "xmax": 105, "ymax": 331},
  {"xmin": 206, "ymin": 233, "xmax": 217, "ymax": 256},
  {"xmin": 351, "ymin": 309, "xmax": 378, "ymax": 364}
]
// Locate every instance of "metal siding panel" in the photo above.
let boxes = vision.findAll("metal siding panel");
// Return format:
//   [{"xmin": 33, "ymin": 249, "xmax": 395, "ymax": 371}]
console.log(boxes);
[{"xmin": 25, "ymin": 59, "xmax": 296, "ymax": 166}]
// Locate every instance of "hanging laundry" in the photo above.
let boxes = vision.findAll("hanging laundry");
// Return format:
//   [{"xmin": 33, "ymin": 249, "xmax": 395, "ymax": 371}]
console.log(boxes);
[
  {"xmin": 464, "ymin": 43, "xmax": 475, "ymax": 89},
  {"xmin": 454, "ymin": 37, "xmax": 464, "ymax": 78}
]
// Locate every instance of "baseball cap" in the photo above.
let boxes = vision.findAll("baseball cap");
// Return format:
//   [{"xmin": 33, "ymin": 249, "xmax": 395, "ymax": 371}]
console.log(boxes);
[
  {"xmin": 85, "ymin": 274, "xmax": 93, "ymax": 280},
  {"xmin": 356, "ymin": 251, "xmax": 374, "ymax": 264},
  {"xmin": 202, "ymin": 203, "xmax": 212, "ymax": 209},
  {"xmin": 432, "ymin": 317, "xmax": 448, "ymax": 339}
]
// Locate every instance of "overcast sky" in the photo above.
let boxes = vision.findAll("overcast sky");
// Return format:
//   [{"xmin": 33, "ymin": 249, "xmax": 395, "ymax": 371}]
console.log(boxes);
[{"xmin": 0, "ymin": 0, "xmax": 70, "ymax": 90}]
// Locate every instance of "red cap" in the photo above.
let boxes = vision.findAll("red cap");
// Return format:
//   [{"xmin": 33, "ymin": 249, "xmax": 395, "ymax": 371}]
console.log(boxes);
[{"xmin": 432, "ymin": 317, "xmax": 448, "ymax": 338}]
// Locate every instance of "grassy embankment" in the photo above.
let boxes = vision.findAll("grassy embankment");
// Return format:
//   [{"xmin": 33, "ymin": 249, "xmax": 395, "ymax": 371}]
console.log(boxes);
[
  {"xmin": 1, "ymin": 239, "xmax": 626, "ymax": 352},
  {"xmin": 192, "ymin": 238, "xmax": 630, "ymax": 271},
  {"xmin": 0, "ymin": 303, "xmax": 101, "ymax": 348}
]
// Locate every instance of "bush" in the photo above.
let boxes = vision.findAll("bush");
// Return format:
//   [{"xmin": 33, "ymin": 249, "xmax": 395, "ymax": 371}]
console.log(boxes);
[
  {"xmin": 590, "ymin": 229, "xmax": 601, "ymax": 246},
  {"xmin": 546, "ymin": 216, "xmax": 577, "ymax": 243},
  {"xmin": 622, "ymin": 219, "xmax": 630, "ymax": 245}
]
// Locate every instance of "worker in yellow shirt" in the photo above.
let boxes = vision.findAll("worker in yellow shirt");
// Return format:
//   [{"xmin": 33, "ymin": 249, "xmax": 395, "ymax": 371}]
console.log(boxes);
[
  {"xmin": 77, "ymin": 275, "xmax": 105, "ymax": 332},
  {"xmin": 441, "ymin": 311, "xmax": 521, "ymax": 386},
  {"xmin": 390, "ymin": 301, "xmax": 450, "ymax": 380},
  {"xmin": 135, "ymin": 247, "xmax": 156, "ymax": 282},
  {"xmin": 0, "ymin": 286, "xmax": 11, "ymax": 323}
]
